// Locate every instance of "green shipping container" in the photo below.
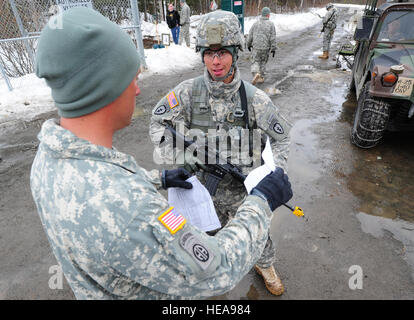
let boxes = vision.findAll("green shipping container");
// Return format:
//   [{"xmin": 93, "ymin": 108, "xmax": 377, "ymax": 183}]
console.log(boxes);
[{"xmin": 221, "ymin": 0, "xmax": 245, "ymax": 32}]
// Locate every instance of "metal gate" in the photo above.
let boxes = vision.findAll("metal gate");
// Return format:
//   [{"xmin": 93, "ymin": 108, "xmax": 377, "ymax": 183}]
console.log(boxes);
[{"xmin": 0, "ymin": 0, "xmax": 146, "ymax": 92}]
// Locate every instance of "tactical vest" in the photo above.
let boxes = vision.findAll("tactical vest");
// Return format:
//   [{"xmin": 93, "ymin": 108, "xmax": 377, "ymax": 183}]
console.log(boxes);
[
  {"xmin": 190, "ymin": 75, "xmax": 259, "ymax": 161},
  {"xmin": 190, "ymin": 75, "xmax": 257, "ymax": 131}
]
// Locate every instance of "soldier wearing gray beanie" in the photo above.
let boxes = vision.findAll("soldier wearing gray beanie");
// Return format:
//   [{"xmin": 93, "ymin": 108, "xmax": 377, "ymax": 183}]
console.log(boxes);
[
  {"xmin": 262, "ymin": 7, "xmax": 271, "ymax": 17},
  {"xmin": 35, "ymin": 7, "xmax": 141, "ymax": 118}
]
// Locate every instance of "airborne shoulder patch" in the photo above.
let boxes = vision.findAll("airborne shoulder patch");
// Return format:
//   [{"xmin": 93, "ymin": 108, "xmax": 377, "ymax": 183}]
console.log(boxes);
[
  {"xmin": 167, "ymin": 91, "xmax": 179, "ymax": 109},
  {"xmin": 179, "ymin": 231, "xmax": 214, "ymax": 270}
]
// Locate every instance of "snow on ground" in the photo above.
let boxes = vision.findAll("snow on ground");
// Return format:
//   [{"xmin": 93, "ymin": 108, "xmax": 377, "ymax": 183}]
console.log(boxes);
[{"xmin": 0, "ymin": 4, "xmax": 364, "ymax": 123}]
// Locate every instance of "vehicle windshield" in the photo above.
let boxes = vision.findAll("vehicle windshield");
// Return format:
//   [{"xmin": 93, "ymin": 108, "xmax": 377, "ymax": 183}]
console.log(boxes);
[{"xmin": 376, "ymin": 10, "xmax": 414, "ymax": 43}]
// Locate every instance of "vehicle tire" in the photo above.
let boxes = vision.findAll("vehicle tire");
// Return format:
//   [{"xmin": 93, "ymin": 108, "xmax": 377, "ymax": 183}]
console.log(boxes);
[
  {"xmin": 351, "ymin": 81, "xmax": 390, "ymax": 148},
  {"xmin": 349, "ymin": 73, "xmax": 356, "ymax": 92}
]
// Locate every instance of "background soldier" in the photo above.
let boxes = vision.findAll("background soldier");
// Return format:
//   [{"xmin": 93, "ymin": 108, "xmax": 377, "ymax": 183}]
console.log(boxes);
[
  {"xmin": 319, "ymin": 3, "xmax": 338, "ymax": 59},
  {"xmin": 31, "ymin": 7, "xmax": 292, "ymax": 300},
  {"xmin": 179, "ymin": 0, "xmax": 191, "ymax": 47},
  {"xmin": 247, "ymin": 7, "xmax": 277, "ymax": 85},
  {"xmin": 150, "ymin": 10, "xmax": 292, "ymax": 296}
]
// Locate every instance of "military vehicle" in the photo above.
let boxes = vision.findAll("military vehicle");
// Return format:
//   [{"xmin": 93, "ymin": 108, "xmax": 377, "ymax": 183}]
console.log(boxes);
[{"xmin": 348, "ymin": 0, "xmax": 414, "ymax": 148}]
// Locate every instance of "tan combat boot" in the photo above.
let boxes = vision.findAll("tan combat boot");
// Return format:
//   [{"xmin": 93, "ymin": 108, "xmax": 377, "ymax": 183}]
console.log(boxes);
[
  {"xmin": 318, "ymin": 51, "xmax": 329, "ymax": 59},
  {"xmin": 255, "ymin": 264, "xmax": 284, "ymax": 296},
  {"xmin": 251, "ymin": 73, "xmax": 261, "ymax": 85}
]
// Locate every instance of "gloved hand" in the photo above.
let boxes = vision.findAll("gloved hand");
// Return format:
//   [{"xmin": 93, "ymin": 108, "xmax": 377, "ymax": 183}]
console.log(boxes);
[
  {"xmin": 248, "ymin": 46, "xmax": 252, "ymax": 52},
  {"xmin": 162, "ymin": 168, "xmax": 193, "ymax": 189},
  {"xmin": 250, "ymin": 167, "xmax": 293, "ymax": 211},
  {"xmin": 175, "ymin": 149, "xmax": 207, "ymax": 174},
  {"xmin": 271, "ymin": 50, "xmax": 275, "ymax": 57}
]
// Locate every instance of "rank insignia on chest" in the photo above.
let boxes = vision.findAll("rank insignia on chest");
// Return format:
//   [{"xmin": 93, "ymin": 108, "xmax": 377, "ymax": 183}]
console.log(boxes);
[
  {"xmin": 167, "ymin": 91, "xmax": 179, "ymax": 109},
  {"xmin": 158, "ymin": 207, "xmax": 186, "ymax": 234}
]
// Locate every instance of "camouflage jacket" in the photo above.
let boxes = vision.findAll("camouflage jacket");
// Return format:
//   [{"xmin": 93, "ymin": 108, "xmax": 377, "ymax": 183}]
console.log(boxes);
[
  {"xmin": 246, "ymin": 16, "xmax": 277, "ymax": 51},
  {"xmin": 323, "ymin": 8, "xmax": 338, "ymax": 31},
  {"xmin": 30, "ymin": 119, "xmax": 273, "ymax": 300},
  {"xmin": 180, "ymin": 3, "xmax": 191, "ymax": 25},
  {"xmin": 149, "ymin": 67, "xmax": 291, "ymax": 175}
]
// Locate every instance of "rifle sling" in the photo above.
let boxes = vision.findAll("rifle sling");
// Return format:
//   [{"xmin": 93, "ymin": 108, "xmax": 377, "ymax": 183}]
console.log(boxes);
[{"xmin": 239, "ymin": 81, "xmax": 249, "ymax": 130}]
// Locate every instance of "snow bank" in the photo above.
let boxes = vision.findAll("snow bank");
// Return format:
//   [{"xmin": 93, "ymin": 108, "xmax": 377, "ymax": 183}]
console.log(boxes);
[
  {"xmin": 0, "ymin": 74, "xmax": 53, "ymax": 123},
  {"xmin": 244, "ymin": 7, "xmax": 326, "ymax": 37},
  {"xmin": 140, "ymin": 45, "xmax": 200, "ymax": 79}
]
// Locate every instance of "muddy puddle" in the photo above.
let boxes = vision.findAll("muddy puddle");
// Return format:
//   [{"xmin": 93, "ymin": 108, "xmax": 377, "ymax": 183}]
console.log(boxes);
[
  {"xmin": 340, "ymin": 92, "xmax": 414, "ymax": 223},
  {"xmin": 286, "ymin": 69, "xmax": 414, "ymax": 283},
  {"xmin": 336, "ymin": 88, "xmax": 414, "ymax": 281}
]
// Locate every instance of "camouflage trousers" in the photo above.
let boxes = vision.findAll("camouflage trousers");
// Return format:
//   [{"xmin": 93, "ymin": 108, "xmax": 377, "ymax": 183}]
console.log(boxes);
[
  {"xmin": 250, "ymin": 49, "xmax": 270, "ymax": 77},
  {"xmin": 323, "ymin": 28, "xmax": 335, "ymax": 52},
  {"xmin": 205, "ymin": 174, "xmax": 276, "ymax": 268},
  {"xmin": 179, "ymin": 23, "xmax": 190, "ymax": 47}
]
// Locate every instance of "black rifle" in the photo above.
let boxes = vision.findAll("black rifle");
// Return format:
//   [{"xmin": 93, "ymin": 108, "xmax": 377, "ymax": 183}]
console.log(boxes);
[
  {"xmin": 321, "ymin": 11, "xmax": 335, "ymax": 33},
  {"xmin": 164, "ymin": 125, "xmax": 246, "ymax": 196}
]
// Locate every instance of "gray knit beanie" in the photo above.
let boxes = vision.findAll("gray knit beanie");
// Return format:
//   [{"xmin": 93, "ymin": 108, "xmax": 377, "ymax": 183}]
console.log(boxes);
[
  {"xmin": 261, "ymin": 7, "xmax": 271, "ymax": 17},
  {"xmin": 35, "ymin": 7, "xmax": 141, "ymax": 118}
]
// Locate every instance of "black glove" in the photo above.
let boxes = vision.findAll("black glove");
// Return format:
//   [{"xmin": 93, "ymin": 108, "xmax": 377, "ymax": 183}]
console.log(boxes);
[
  {"xmin": 248, "ymin": 46, "xmax": 252, "ymax": 52},
  {"xmin": 162, "ymin": 168, "xmax": 193, "ymax": 189},
  {"xmin": 250, "ymin": 167, "xmax": 293, "ymax": 211},
  {"xmin": 271, "ymin": 50, "xmax": 275, "ymax": 57}
]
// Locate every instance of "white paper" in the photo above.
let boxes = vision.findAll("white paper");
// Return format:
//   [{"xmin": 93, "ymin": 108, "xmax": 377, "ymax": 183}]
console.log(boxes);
[
  {"xmin": 168, "ymin": 176, "xmax": 221, "ymax": 232},
  {"xmin": 244, "ymin": 138, "xmax": 276, "ymax": 193}
]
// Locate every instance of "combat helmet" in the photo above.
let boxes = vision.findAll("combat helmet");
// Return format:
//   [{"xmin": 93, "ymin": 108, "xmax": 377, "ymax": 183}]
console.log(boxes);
[
  {"xmin": 196, "ymin": 10, "xmax": 244, "ymax": 80},
  {"xmin": 326, "ymin": 3, "xmax": 334, "ymax": 10}
]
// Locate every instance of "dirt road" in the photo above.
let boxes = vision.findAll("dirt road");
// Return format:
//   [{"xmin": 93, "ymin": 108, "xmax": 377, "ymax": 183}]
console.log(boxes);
[{"xmin": 1, "ymin": 7, "xmax": 413, "ymax": 299}]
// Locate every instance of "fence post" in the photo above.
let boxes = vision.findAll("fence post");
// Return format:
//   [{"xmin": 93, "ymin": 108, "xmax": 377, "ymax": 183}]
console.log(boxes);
[
  {"xmin": 130, "ymin": 0, "xmax": 147, "ymax": 69},
  {"xmin": 0, "ymin": 62, "xmax": 13, "ymax": 91},
  {"xmin": 8, "ymin": 0, "xmax": 35, "ymax": 66}
]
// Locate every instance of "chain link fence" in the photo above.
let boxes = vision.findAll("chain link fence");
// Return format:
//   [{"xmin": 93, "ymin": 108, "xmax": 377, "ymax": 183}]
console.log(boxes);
[{"xmin": 0, "ymin": 0, "xmax": 146, "ymax": 92}]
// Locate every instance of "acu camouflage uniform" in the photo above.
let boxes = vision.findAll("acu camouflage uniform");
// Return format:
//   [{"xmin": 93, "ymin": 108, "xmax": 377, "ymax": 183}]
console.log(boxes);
[
  {"xmin": 322, "ymin": 7, "xmax": 338, "ymax": 52},
  {"xmin": 179, "ymin": 2, "xmax": 191, "ymax": 46},
  {"xmin": 30, "ymin": 119, "xmax": 275, "ymax": 299},
  {"xmin": 149, "ymin": 66, "xmax": 291, "ymax": 268},
  {"xmin": 247, "ymin": 15, "xmax": 277, "ymax": 77}
]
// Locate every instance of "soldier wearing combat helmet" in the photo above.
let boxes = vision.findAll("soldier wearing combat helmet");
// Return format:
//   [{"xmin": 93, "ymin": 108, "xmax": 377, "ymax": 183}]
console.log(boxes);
[
  {"xmin": 150, "ymin": 10, "xmax": 292, "ymax": 296},
  {"xmin": 318, "ymin": 3, "xmax": 338, "ymax": 59},
  {"xmin": 31, "ymin": 7, "xmax": 293, "ymax": 300},
  {"xmin": 247, "ymin": 7, "xmax": 277, "ymax": 85}
]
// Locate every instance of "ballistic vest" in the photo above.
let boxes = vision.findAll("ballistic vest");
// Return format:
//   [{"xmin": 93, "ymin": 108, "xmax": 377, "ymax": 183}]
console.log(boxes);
[
  {"xmin": 190, "ymin": 76, "xmax": 259, "ymax": 161},
  {"xmin": 190, "ymin": 76, "xmax": 257, "ymax": 131}
]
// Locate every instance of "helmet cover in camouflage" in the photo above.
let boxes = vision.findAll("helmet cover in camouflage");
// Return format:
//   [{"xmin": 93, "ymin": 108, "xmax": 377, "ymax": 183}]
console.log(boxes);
[
  {"xmin": 196, "ymin": 10, "xmax": 244, "ymax": 51},
  {"xmin": 326, "ymin": 3, "xmax": 333, "ymax": 10}
]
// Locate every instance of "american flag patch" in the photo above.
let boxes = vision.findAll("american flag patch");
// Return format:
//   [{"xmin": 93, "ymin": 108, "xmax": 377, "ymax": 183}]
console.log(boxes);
[
  {"xmin": 158, "ymin": 207, "xmax": 186, "ymax": 234},
  {"xmin": 167, "ymin": 91, "xmax": 179, "ymax": 109}
]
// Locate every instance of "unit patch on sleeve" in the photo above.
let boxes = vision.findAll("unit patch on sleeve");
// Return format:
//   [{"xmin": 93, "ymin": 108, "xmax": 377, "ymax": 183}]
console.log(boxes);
[
  {"xmin": 167, "ymin": 91, "xmax": 179, "ymax": 109},
  {"xmin": 273, "ymin": 122, "xmax": 284, "ymax": 134},
  {"xmin": 154, "ymin": 104, "xmax": 167, "ymax": 115},
  {"xmin": 158, "ymin": 207, "xmax": 186, "ymax": 234},
  {"xmin": 265, "ymin": 113, "xmax": 281, "ymax": 134},
  {"xmin": 180, "ymin": 231, "xmax": 214, "ymax": 270}
]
